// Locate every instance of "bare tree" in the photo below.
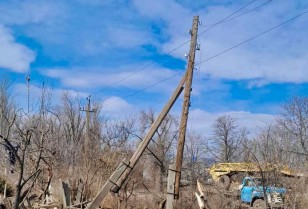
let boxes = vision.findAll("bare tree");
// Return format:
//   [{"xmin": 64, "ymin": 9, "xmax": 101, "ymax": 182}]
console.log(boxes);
[
  {"xmin": 0, "ymin": 79, "xmax": 15, "ymax": 138},
  {"xmin": 184, "ymin": 131, "xmax": 206, "ymax": 183},
  {"xmin": 100, "ymin": 117, "xmax": 135, "ymax": 150},
  {"xmin": 139, "ymin": 109, "xmax": 179, "ymax": 194},
  {"xmin": 0, "ymin": 81, "xmax": 56, "ymax": 209},
  {"xmin": 278, "ymin": 97, "xmax": 308, "ymax": 163},
  {"xmin": 53, "ymin": 93, "xmax": 85, "ymax": 176},
  {"xmin": 208, "ymin": 115, "xmax": 248, "ymax": 162}
]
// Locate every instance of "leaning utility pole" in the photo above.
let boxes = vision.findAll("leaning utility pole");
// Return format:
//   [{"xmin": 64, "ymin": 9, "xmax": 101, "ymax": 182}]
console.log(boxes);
[
  {"xmin": 174, "ymin": 15, "xmax": 199, "ymax": 199},
  {"xmin": 86, "ymin": 75, "xmax": 186, "ymax": 209},
  {"xmin": 86, "ymin": 16, "xmax": 198, "ymax": 209}
]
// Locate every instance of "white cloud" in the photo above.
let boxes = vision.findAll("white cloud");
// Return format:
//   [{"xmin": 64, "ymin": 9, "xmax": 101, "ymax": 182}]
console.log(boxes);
[
  {"xmin": 41, "ymin": 65, "xmax": 183, "ymax": 93},
  {"xmin": 0, "ymin": 0, "xmax": 156, "ymax": 59},
  {"xmin": 133, "ymin": 0, "xmax": 194, "ymax": 35},
  {"xmin": 133, "ymin": 0, "xmax": 194, "ymax": 52},
  {"xmin": 12, "ymin": 83, "xmax": 136, "ymax": 119},
  {"xmin": 101, "ymin": 96, "xmax": 135, "ymax": 117},
  {"xmin": 133, "ymin": 0, "xmax": 308, "ymax": 85},
  {"xmin": 0, "ymin": 0, "xmax": 65, "ymax": 25},
  {"xmin": 201, "ymin": 41, "xmax": 308, "ymax": 84},
  {"xmin": 12, "ymin": 83, "xmax": 88, "ymax": 112},
  {"xmin": 106, "ymin": 27, "xmax": 156, "ymax": 49},
  {"xmin": 1, "ymin": 0, "xmax": 307, "ymax": 85},
  {"xmin": 201, "ymin": 5, "xmax": 308, "ymax": 84},
  {"xmin": 0, "ymin": 24, "xmax": 35, "ymax": 72},
  {"xmin": 189, "ymin": 109, "xmax": 276, "ymax": 136}
]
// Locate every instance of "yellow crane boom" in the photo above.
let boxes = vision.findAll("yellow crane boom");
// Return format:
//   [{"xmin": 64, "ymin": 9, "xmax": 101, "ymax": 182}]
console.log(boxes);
[{"xmin": 206, "ymin": 162, "xmax": 302, "ymax": 189}]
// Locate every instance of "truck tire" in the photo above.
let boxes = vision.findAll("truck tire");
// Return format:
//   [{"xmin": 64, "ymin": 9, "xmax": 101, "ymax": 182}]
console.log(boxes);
[
  {"xmin": 253, "ymin": 199, "xmax": 266, "ymax": 208},
  {"xmin": 218, "ymin": 175, "xmax": 231, "ymax": 190}
]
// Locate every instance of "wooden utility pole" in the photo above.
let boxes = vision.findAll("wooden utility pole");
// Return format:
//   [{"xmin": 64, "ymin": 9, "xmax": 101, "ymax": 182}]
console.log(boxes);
[
  {"xmin": 80, "ymin": 95, "xmax": 95, "ymax": 150},
  {"xmin": 26, "ymin": 71, "xmax": 30, "ymax": 114},
  {"xmin": 174, "ymin": 15, "xmax": 199, "ymax": 199}
]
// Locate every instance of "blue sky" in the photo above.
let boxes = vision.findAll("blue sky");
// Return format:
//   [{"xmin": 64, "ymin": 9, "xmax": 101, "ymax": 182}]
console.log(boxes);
[{"xmin": 0, "ymin": 0, "xmax": 308, "ymax": 135}]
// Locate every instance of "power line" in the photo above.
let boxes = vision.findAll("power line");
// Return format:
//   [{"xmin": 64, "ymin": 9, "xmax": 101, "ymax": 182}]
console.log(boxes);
[
  {"xmin": 92, "ymin": 43, "xmax": 189, "ymax": 96},
  {"xmin": 201, "ymin": 0, "xmax": 273, "ymax": 29},
  {"xmin": 102, "ymin": 9, "xmax": 308, "ymax": 108},
  {"xmin": 92, "ymin": 0, "xmax": 263, "ymax": 97},
  {"xmin": 197, "ymin": 9, "xmax": 308, "ymax": 65},
  {"xmin": 223, "ymin": 0, "xmax": 272, "ymax": 23},
  {"xmin": 198, "ymin": 0, "xmax": 259, "ymax": 35},
  {"xmin": 101, "ymin": 71, "xmax": 184, "ymax": 108}
]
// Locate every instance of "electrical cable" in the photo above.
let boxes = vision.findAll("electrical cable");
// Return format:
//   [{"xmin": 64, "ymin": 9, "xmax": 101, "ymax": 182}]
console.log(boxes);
[
  {"xmin": 196, "ymin": 9, "xmax": 308, "ymax": 65},
  {"xmin": 101, "ymin": 9, "xmax": 308, "ymax": 108},
  {"xmin": 198, "ymin": 0, "xmax": 259, "ymax": 35},
  {"xmin": 201, "ymin": 0, "xmax": 273, "ymax": 29},
  {"xmin": 92, "ymin": 43, "xmax": 189, "ymax": 96},
  {"xmin": 188, "ymin": 36, "xmax": 203, "ymax": 131},
  {"xmin": 101, "ymin": 71, "xmax": 184, "ymax": 107},
  {"xmin": 92, "ymin": 0, "xmax": 263, "ymax": 97}
]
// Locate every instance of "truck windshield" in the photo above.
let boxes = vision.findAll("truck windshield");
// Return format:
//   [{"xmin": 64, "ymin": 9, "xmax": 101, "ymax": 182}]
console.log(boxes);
[{"xmin": 253, "ymin": 178, "xmax": 264, "ymax": 186}]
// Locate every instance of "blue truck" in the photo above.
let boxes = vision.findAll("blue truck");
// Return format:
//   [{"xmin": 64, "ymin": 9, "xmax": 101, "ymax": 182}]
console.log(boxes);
[
  {"xmin": 197, "ymin": 176, "xmax": 287, "ymax": 208},
  {"xmin": 240, "ymin": 176, "xmax": 286, "ymax": 208}
]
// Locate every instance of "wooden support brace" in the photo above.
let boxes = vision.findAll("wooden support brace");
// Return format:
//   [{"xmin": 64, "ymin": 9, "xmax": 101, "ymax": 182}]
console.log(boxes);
[{"xmin": 86, "ymin": 159, "xmax": 131, "ymax": 209}]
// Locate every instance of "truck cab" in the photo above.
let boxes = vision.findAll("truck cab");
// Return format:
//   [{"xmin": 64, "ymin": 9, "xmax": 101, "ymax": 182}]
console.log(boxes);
[{"xmin": 240, "ymin": 177, "xmax": 286, "ymax": 208}]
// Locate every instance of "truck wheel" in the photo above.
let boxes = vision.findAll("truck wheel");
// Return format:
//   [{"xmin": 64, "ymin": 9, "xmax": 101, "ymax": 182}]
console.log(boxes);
[
  {"xmin": 218, "ymin": 175, "xmax": 231, "ymax": 189},
  {"xmin": 253, "ymin": 199, "xmax": 266, "ymax": 208}
]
